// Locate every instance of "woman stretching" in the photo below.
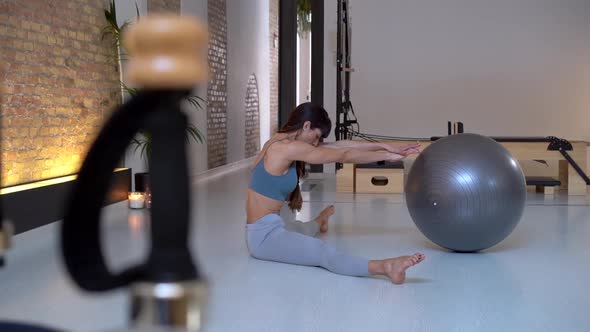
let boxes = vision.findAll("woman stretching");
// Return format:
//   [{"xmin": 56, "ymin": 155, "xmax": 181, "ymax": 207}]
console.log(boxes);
[{"xmin": 246, "ymin": 103, "xmax": 425, "ymax": 284}]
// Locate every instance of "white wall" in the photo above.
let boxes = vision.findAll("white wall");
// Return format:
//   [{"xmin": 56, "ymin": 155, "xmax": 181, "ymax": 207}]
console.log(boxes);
[
  {"xmin": 181, "ymin": 0, "xmax": 209, "ymax": 175},
  {"xmin": 115, "ymin": 0, "xmax": 148, "ymax": 22},
  {"xmin": 327, "ymin": 0, "xmax": 590, "ymax": 143},
  {"xmin": 226, "ymin": 0, "xmax": 271, "ymax": 164},
  {"xmin": 298, "ymin": 34, "xmax": 312, "ymax": 104}
]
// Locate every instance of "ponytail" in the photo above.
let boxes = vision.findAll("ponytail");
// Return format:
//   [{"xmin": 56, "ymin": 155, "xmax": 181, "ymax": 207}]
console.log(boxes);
[{"xmin": 287, "ymin": 161, "xmax": 306, "ymax": 211}]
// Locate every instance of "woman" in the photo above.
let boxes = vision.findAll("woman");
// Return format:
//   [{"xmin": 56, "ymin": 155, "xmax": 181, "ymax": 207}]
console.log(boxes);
[{"xmin": 246, "ymin": 103, "xmax": 425, "ymax": 284}]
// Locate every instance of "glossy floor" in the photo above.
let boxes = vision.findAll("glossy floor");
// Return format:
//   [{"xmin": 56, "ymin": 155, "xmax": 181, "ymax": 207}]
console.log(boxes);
[{"xmin": 1, "ymin": 169, "xmax": 589, "ymax": 332}]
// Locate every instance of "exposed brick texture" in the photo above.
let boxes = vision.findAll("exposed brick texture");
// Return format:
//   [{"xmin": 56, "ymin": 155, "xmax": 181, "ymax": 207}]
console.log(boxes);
[
  {"xmin": 269, "ymin": 0, "xmax": 279, "ymax": 135},
  {"xmin": 147, "ymin": 0, "xmax": 180, "ymax": 13},
  {"xmin": 0, "ymin": 0, "xmax": 120, "ymax": 186},
  {"xmin": 245, "ymin": 74, "xmax": 260, "ymax": 158},
  {"xmin": 207, "ymin": 0, "xmax": 228, "ymax": 169}
]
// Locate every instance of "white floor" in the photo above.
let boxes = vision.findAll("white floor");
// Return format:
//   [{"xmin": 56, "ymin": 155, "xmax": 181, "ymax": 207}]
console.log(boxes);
[{"xmin": 1, "ymin": 168, "xmax": 590, "ymax": 332}]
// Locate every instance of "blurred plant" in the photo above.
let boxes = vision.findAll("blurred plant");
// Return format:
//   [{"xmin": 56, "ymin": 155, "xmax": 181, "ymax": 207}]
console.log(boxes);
[
  {"xmin": 102, "ymin": 0, "xmax": 205, "ymax": 162},
  {"xmin": 297, "ymin": 0, "xmax": 312, "ymax": 37}
]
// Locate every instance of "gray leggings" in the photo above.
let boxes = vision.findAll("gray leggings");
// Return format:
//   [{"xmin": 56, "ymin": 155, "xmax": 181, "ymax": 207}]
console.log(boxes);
[{"xmin": 246, "ymin": 214, "xmax": 370, "ymax": 277}]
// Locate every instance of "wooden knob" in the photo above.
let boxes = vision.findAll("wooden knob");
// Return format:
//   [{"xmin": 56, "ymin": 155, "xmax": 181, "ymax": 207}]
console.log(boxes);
[{"xmin": 123, "ymin": 14, "xmax": 208, "ymax": 89}]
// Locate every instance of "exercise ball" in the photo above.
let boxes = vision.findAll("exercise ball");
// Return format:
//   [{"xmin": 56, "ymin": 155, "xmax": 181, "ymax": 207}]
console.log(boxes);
[{"xmin": 405, "ymin": 133, "xmax": 526, "ymax": 252}]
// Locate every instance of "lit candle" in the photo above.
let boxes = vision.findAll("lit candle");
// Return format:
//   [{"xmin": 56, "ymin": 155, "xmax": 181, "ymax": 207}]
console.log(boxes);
[{"xmin": 128, "ymin": 192, "xmax": 145, "ymax": 209}]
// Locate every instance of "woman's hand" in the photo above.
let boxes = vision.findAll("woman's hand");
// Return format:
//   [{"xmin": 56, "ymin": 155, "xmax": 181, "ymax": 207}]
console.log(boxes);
[
  {"xmin": 386, "ymin": 149, "xmax": 419, "ymax": 162},
  {"xmin": 381, "ymin": 143, "xmax": 421, "ymax": 157}
]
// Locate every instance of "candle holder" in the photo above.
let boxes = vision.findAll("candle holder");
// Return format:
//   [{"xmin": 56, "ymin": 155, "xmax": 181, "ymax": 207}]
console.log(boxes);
[{"xmin": 128, "ymin": 191, "xmax": 146, "ymax": 209}]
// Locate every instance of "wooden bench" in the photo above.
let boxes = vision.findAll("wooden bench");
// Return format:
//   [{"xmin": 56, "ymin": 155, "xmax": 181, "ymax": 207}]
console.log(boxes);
[
  {"xmin": 356, "ymin": 161, "xmax": 404, "ymax": 194},
  {"xmin": 526, "ymin": 176, "xmax": 561, "ymax": 195}
]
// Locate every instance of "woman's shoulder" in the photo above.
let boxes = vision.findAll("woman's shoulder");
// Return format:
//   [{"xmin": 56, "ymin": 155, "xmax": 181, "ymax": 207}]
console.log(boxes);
[
  {"xmin": 264, "ymin": 134, "xmax": 298, "ymax": 147},
  {"xmin": 269, "ymin": 141, "xmax": 319, "ymax": 164},
  {"xmin": 269, "ymin": 138, "xmax": 314, "ymax": 152},
  {"xmin": 265, "ymin": 137, "xmax": 294, "ymax": 154}
]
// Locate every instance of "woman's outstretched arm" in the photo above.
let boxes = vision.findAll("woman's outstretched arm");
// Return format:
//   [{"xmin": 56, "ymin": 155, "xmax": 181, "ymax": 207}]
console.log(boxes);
[{"xmin": 284, "ymin": 141, "xmax": 416, "ymax": 165}]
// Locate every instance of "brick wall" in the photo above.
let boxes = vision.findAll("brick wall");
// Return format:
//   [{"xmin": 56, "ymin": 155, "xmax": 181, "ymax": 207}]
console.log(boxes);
[
  {"xmin": 269, "ymin": 0, "xmax": 279, "ymax": 135},
  {"xmin": 148, "ymin": 0, "xmax": 180, "ymax": 13},
  {"xmin": 245, "ymin": 74, "xmax": 260, "ymax": 158},
  {"xmin": 207, "ymin": 0, "xmax": 228, "ymax": 169},
  {"xmin": 0, "ymin": 0, "xmax": 120, "ymax": 186}
]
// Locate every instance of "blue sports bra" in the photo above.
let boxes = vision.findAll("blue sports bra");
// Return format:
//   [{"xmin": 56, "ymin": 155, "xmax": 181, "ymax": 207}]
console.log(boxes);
[{"xmin": 249, "ymin": 141, "xmax": 298, "ymax": 201}]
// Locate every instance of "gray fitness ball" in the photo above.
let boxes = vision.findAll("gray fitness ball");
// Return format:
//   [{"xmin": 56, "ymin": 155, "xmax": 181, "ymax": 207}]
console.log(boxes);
[{"xmin": 405, "ymin": 133, "xmax": 526, "ymax": 252}]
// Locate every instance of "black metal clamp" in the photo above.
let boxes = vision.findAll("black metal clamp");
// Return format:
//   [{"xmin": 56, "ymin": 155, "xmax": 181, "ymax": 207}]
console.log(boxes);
[
  {"xmin": 61, "ymin": 15, "xmax": 209, "ymax": 331},
  {"xmin": 547, "ymin": 136, "xmax": 590, "ymax": 185}
]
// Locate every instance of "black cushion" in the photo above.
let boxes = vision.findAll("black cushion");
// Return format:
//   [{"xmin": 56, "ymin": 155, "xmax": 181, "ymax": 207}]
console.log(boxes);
[{"xmin": 525, "ymin": 176, "xmax": 561, "ymax": 187}]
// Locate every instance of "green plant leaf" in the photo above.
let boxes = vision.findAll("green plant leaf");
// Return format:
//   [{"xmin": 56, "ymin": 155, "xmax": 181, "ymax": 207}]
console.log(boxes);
[
  {"xmin": 186, "ymin": 95, "xmax": 205, "ymax": 111},
  {"xmin": 104, "ymin": 2, "xmax": 120, "ymax": 32},
  {"xmin": 132, "ymin": 141, "xmax": 143, "ymax": 155},
  {"xmin": 121, "ymin": 82, "xmax": 139, "ymax": 96},
  {"xmin": 186, "ymin": 125, "xmax": 205, "ymax": 144},
  {"xmin": 297, "ymin": 0, "xmax": 312, "ymax": 37},
  {"xmin": 140, "ymin": 142, "xmax": 148, "ymax": 160}
]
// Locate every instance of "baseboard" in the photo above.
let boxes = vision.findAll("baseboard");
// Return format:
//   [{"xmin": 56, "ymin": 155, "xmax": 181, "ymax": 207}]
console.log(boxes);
[
  {"xmin": 1, "ymin": 168, "xmax": 131, "ymax": 234},
  {"xmin": 191, "ymin": 157, "xmax": 256, "ymax": 184}
]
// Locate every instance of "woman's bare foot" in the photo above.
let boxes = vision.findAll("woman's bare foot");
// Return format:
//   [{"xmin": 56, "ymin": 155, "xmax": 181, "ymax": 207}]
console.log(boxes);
[
  {"xmin": 369, "ymin": 253, "xmax": 426, "ymax": 284},
  {"xmin": 314, "ymin": 205, "xmax": 335, "ymax": 233}
]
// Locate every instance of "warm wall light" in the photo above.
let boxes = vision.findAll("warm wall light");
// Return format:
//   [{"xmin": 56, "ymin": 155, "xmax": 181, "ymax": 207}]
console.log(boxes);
[{"xmin": 0, "ymin": 168, "xmax": 129, "ymax": 195}]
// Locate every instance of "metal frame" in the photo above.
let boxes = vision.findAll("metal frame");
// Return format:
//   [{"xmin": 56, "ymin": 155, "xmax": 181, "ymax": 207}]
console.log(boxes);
[{"xmin": 279, "ymin": 0, "xmax": 297, "ymax": 128}]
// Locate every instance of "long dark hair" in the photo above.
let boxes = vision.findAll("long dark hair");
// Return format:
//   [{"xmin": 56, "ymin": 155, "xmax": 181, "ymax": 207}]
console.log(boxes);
[{"xmin": 278, "ymin": 102, "xmax": 331, "ymax": 211}]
